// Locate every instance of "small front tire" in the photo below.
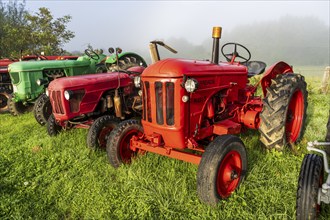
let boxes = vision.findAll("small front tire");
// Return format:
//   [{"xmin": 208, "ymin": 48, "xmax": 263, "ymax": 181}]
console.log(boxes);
[
  {"xmin": 106, "ymin": 119, "xmax": 143, "ymax": 168},
  {"xmin": 197, "ymin": 135, "xmax": 247, "ymax": 205},
  {"xmin": 87, "ymin": 115, "xmax": 119, "ymax": 150},
  {"xmin": 33, "ymin": 93, "xmax": 52, "ymax": 126},
  {"xmin": 296, "ymin": 154, "xmax": 324, "ymax": 220},
  {"xmin": 8, "ymin": 95, "xmax": 33, "ymax": 116},
  {"xmin": 47, "ymin": 114, "xmax": 62, "ymax": 136}
]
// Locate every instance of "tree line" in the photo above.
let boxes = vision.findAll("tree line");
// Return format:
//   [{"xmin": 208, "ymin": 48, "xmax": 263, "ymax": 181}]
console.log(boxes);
[{"xmin": 0, "ymin": 0, "xmax": 74, "ymax": 58}]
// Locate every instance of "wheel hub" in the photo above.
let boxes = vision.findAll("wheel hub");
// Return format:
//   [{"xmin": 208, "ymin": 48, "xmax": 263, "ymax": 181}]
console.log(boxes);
[{"xmin": 231, "ymin": 170, "xmax": 238, "ymax": 180}]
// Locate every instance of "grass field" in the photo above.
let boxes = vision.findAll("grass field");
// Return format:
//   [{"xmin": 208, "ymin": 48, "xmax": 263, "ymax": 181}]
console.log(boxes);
[{"xmin": 0, "ymin": 68, "xmax": 330, "ymax": 219}]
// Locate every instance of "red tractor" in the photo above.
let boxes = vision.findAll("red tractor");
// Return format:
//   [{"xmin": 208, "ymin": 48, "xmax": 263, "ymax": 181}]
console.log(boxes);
[{"xmin": 105, "ymin": 27, "xmax": 308, "ymax": 204}]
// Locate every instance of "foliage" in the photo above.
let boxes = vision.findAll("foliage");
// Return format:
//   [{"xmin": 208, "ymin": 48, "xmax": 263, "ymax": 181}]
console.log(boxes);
[
  {"xmin": 23, "ymin": 7, "xmax": 75, "ymax": 55},
  {"xmin": 0, "ymin": 72, "xmax": 329, "ymax": 219},
  {"xmin": 0, "ymin": 1, "xmax": 74, "ymax": 58}
]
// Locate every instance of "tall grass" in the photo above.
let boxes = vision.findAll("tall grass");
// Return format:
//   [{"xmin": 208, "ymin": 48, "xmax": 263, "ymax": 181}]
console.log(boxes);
[{"xmin": 0, "ymin": 73, "xmax": 329, "ymax": 219}]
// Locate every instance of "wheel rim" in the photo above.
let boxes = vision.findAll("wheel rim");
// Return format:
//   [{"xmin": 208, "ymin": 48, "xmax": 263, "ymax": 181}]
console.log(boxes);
[
  {"xmin": 119, "ymin": 129, "xmax": 141, "ymax": 163},
  {"xmin": 217, "ymin": 150, "xmax": 242, "ymax": 198},
  {"xmin": 286, "ymin": 90, "xmax": 304, "ymax": 143},
  {"xmin": 98, "ymin": 125, "xmax": 115, "ymax": 149},
  {"xmin": 0, "ymin": 92, "xmax": 9, "ymax": 110}
]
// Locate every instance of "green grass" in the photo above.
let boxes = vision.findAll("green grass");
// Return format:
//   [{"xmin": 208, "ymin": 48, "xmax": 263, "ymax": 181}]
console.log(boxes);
[{"xmin": 0, "ymin": 75, "xmax": 330, "ymax": 219}]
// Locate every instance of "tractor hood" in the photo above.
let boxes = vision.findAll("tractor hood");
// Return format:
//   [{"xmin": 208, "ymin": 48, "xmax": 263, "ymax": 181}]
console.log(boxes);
[
  {"xmin": 48, "ymin": 72, "xmax": 132, "ymax": 91},
  {"xmin": 8, "ymin": 59, "xmax": 91, "ymax": 72},
  {"xmin": 142, "ymin": 58, "xmax": 247, "ymax": 78}
]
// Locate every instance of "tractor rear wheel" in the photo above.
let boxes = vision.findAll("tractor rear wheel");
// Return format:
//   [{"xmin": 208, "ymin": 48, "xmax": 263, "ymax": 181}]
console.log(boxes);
[
  {"xmin": 296, "ymin": 154, "xmax": 324, "ymax": 220},
  {"xmin": 33, "ymin": 94, "xmax": 52, "ymax": 126},
  {"xmin": 259, "ymin": 73, "xmax": 308, "ymax": 150},
  {"xmin": 107, "ymin": 54, "xmax": 146, "ymax": 71},
  {"xmin": 47, "ymin": 114, "xmax": 62, "ymax": 136},
  {"xmin": 106, "ymin": 119, "xmax": 143, "ymax": 168},
  {"xmin": 8, "ymin": 95, "xmax": 33, "ymax": 116},
  {"xmin": 0, "ymin": 88, "xmax": 10, "ymax": 113},
  {"xmin": 87, "ymin": 115, "xmax": 119, "ymax": 150},
  {"xmin": 197, "ymin": 135, "xmax": 247, "ymax": 205}
]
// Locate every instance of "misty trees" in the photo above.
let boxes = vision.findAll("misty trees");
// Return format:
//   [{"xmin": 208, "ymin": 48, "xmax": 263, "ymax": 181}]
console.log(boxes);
[
  {"xmin": 221, "ymin": 15, "xmax": 330, "ymax": 66},
  {"xmin": 0, "ymin": 1, "xmax": 75, "ymax": 58}
]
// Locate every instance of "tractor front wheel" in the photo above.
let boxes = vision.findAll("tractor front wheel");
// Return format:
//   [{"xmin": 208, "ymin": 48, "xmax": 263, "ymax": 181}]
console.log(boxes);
[
  {"xmin": 47, "ymin": 114, "xmax": 62, "ymax": 136},
  {"xmin": 8, "ymin": 95, "xmax": 33, "ymax": 116},
  {"xmin": 296, "ymin": 154, "xmax": 324, "ymax": 220},
  {"xmin": 0, "ymin": 88, "xmax": 10, "ymax": 113},
  {"xmin": 87, "ymin": 115, "xmax": 119, "ymax": 150},
  {"xmin": 259, "ymin": 74, "xmax": 308, "ymax": 150},
  {"xmin": 106, "ymin": 119, "xmax": 143, "ymax": 168},
  {"xmin": 197, "ymin": 135, "xmax": 247, "ymax": 205},
  {"xmin": 33, "ymin": 94, "xmax": 52, "ymax": 126}
]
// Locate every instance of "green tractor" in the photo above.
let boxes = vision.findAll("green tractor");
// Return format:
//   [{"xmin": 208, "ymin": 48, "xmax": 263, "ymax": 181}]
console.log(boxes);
[{"xmin": 8, "ymin": 49, "xmax": 147, "ymax": 126}]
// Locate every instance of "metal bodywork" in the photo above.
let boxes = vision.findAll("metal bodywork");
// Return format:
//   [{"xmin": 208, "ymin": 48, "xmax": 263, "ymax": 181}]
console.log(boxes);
[
  {"xmin": 8, "ymin": 54, "xmax": 105, "ymax": 103},
  {"xmin": 8, "ymin": 52, "xmax": 142, "ymax": 104},
  {"xmin": 130, "ymin": 57, "xmax": 291, "ymax": 164},
  {"xmin": 48, "ymin": 70, "xmax": 142, "ymax": 127}
]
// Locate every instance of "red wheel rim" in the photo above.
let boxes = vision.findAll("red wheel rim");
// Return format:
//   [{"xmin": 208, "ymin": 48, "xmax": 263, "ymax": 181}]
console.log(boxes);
[
  {"xmin": 119, "ymin": 129, "xmax": 142, "ymax": 163},
  {"xmin": 98, "ymin": 125, "xmax": 115, "ymax": 149},
  {"xmin": 217, "ymin": 150, "xmax": 242, "ymax": 198},
  {"xmin": 286, "ymin": 90, "xmax": 304, "ymax": 143}
]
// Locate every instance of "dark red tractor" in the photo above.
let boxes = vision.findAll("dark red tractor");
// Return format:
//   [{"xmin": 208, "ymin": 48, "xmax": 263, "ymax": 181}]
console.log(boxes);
[{"xmin": 105, "ymin": 27, "xmax": 308, "ymax": 204}]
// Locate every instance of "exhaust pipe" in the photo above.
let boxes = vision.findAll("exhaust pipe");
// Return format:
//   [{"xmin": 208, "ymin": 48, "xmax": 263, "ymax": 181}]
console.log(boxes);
[
  {"xmin": 114, "ymin": 89, "xmax": 124, "ymax": 119},
  {"xmin": 211, "ymin": 26, "xmax": 222, "ymax": 64}
]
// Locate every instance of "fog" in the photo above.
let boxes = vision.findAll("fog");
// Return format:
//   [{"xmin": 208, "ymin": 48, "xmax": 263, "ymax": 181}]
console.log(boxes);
[{"xmin": 25, "ymin": 1, "xmax": 329, "ymax": 66}]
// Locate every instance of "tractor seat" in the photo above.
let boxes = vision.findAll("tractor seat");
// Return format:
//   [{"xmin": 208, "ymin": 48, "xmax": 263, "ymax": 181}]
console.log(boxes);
[{"xmin": 246, "ymin": 61, "xmax": 266, "ymax": 78}]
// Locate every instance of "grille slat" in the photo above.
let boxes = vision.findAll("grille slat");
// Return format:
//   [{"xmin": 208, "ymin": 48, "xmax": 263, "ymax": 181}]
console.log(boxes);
[
  {"xmin": 142, "ymin": 81, "xmax": 175, "ymax": 126},
  {"xmin": 51, "ymin": 91, "xmax": 64, "ymax": 114}
]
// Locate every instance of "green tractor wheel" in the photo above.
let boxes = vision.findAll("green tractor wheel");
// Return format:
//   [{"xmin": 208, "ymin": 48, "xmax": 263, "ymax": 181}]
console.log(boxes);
[
  {"xmin": 8, "ymin": 95, "xmax": 33, "ymax": 116},
  {"xmin": 33, "ymin": 94, "xmax": 52, "ymax": 126}
]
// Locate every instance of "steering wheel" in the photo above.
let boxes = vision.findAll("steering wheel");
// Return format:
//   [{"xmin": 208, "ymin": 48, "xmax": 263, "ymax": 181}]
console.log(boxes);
[
  {"xmin": 84, "ymin": 49, "xmax": 100, "ymax": 60},
  {"xmin": 221, "ymin": 43, "xmax": 251, "ymax": 63}
]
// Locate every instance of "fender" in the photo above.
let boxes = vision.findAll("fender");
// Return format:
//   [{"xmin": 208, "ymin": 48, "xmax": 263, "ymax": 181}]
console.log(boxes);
[
  {"xmin": 105, "ymin": 52, "xmax": 147, "ymax": 67},
  {"xmin": 260, "ymin": 61, "xmax": 293, "ymax": 97}
]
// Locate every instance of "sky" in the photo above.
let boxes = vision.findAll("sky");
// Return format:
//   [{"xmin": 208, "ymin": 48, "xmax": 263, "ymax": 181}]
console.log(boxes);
[{"xmin": 23, "ymin": 0, "xmax": 330, "ymax": 53}]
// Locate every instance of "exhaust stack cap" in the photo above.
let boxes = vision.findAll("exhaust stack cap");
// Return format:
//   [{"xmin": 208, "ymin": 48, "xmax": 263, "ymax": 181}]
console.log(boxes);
[{"xmin": 212, "ymin": 26, "xmax": 222, "ymax": 39}]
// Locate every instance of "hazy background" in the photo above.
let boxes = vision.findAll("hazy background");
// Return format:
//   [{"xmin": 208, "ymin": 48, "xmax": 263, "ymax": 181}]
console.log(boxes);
[{"xmin": 25, "ymin": 0, "xmax": 329, "ymax": 66}]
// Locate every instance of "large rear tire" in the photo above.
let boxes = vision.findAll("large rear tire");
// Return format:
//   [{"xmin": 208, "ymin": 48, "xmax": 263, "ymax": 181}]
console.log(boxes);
[
  {"xmin": 296, "ymin": 154, "xmax": 324, "ymax": 220},
  {"xmin": 106, "ymin": 119, "xmax": 143, "ymax": 168},
  {"xmin": 8, "ymin": 95, "xmax": 33, "ymax": 116},
  {"xmin": 47, "ymin": 114, "xmax": 62, "ymax": 136},
  {"xmin": 259, "ymin": 73, "xmax": 308, "ymax": 150},
  {"xmin": 107, "ymin": 54, "xmax": 147, "ymax": 71},
  {"xmin": 197, "ymin": 135, "xmax": 247, "ymax": 205},
  {"xmin": 33, "ymin": 94, "xmax": 52, "ymax": 126},
  {"xmin": 0, "ymin": 87, "xmax": 10, "ymax": 113},
  {"xmin": 87, "ymin": 115, "xmax": 119, "ymax": 150}
]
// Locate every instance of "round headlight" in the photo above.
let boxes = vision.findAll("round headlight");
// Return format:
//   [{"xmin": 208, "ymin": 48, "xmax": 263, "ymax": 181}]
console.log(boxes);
[
  {"xmin": 64, "ymin": 90, "xmax": 73, "ymax": 100},
  {"xmin": 182, "ymin": 95, "xmax": 189, "ymax": 102},
  {"xmin": 36, "ymin": 79, "xmax": 42, "ymax": 86},
  {"xmin": 184, "ymin": 78, "xmax": 199, "ymax": 93},
  {"xmin": 134, "ymin": 76, "xmax": 141, "ymax": 88}
]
